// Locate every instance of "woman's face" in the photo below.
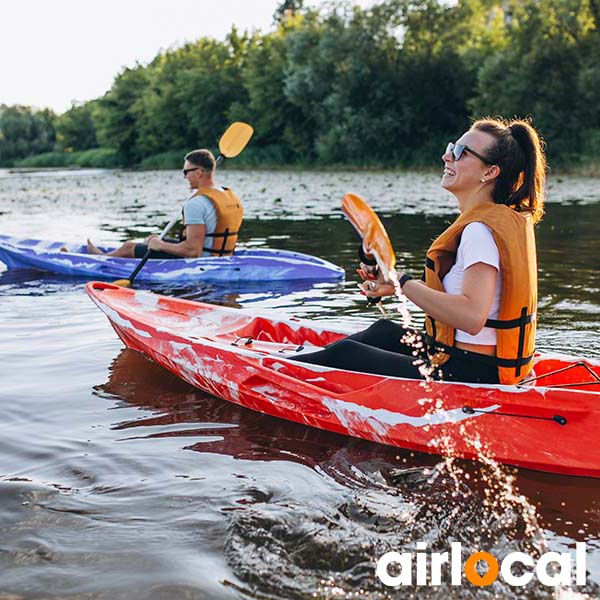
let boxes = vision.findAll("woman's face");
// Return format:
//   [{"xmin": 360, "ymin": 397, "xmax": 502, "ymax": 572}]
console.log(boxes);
[{"xmin": 441, "ymin": 129, "xmax": 495, "ymax": 195}]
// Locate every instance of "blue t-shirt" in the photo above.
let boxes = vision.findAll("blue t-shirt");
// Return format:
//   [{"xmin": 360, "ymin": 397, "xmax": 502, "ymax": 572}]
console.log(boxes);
[{"xmin": 182, "ymin": 192, "xmax": 219, "ymax": 257}]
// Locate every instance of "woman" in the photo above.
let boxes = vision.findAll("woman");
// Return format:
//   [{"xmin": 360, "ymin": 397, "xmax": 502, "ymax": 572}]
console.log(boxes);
[{"xmin": 295, "ymin": 118, "xmax": 546, "ymax": 385}]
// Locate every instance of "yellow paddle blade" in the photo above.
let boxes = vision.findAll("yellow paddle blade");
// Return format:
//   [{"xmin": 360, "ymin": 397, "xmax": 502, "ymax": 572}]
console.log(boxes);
[
  {"xmin": 218, "ymin": 122, "xmax": 254, "ymax": 158},
  {"xmin": 112, "ymin": 279, "xmax": 132, "ymax": 287},
  {"xmin": 342, "ymin": 193, "xmax": 396, "ymax": 276}
]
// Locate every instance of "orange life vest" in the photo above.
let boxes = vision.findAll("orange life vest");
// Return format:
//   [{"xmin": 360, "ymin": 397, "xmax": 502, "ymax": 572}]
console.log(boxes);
[
  {"xmin": 187, "ymin": 187, "xmax": 243, "ymax": 256},
  {"xmin": 424, "ymin": 203, "xmax": 537, "ymax": 385}
]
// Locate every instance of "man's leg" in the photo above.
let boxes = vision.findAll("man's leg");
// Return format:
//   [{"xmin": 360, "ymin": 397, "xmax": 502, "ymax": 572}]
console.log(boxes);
[{"xmin": 87, "ymin": 239, "xmax": 137, "ymax": 257}]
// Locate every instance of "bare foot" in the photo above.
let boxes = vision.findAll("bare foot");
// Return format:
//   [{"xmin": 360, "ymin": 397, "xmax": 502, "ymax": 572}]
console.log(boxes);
[
  {"xmin": 59, "ymin": 246, "xmax": 69, "ymax": 253},
  {"xmin": 86, "ymin": 239, "xmax": 104, "ymax": 255}
]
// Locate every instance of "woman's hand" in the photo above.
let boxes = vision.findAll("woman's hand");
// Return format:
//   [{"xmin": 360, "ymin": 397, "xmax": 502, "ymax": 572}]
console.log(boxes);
[
  {"xmin": 360, "ymin": 279, "xmax": 397, "ymax": 298},
  {"xmin": 357, "ymin": 266, "xmax": 398, "ymax": 298},
  {"xmin": 356, "ymin": 263, "xmax": 378, "ymax": 282}
]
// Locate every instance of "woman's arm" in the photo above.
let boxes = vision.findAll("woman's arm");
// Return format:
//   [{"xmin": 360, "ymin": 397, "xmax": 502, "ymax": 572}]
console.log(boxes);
[{"xmin": 364, "ymin": 262, "xmax": 498, "ymax": 335}]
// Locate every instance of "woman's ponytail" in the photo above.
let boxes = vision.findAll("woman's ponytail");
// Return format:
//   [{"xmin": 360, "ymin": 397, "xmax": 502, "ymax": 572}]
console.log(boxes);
[{"xmin": 472, "ymin": 118, "xmax": 546, "ymax": 224}]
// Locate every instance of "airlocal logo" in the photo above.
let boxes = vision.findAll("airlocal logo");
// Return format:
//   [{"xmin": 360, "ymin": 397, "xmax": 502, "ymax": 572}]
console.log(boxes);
[{"xmin": 376, "ymin": 543, "xmax": 587, "ymax": 587}]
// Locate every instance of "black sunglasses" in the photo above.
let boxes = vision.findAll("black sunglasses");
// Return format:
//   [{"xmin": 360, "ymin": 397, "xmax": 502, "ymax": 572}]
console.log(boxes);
[
  {"xmin": 446, "ymin": 142, "xmax": 492, "ymax": 165},
  {"xmin": 182, "ymin": 167, "xmax": 202, "ymax": 176}
]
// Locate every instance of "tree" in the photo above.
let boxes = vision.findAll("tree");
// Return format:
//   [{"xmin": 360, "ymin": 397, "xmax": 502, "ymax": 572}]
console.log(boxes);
[
  {"xmin": 274, "ymin": 0, "xmax": 304, "ymax": 24},
  {"xmin": 55, "ymin": 101, "xmax": 98, "ymax": 151},
  {"xmin": 0, "ymin": 105, "xmax": 56, "ymax": 164},
  {"xmin": 95, "ymin": 66, "xmax": 150, "ymax": 165}
]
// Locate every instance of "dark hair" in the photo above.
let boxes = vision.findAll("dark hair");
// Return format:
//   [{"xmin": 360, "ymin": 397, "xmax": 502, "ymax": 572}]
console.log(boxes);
[
  {"xmin": 472, "ymin": 117, "xmax": 546, "ymax": 224},
  {"xmin": 184, "ymin": 149, "xmax": 216, "ymax": 171}
]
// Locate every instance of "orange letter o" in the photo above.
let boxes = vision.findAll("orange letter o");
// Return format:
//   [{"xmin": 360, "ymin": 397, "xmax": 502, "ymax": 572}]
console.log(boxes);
[{"xmin": 465, "ymin": 552, "xmax": 499, "ymax": 587}]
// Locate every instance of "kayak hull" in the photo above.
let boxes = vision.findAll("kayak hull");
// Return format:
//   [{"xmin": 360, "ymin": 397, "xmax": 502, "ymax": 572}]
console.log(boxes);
[
  {"xmin": 0, "ymin": 235, "xmax": 344, "ymax": 282},
  {"xmin": 86, "ymin": 281, "xmax": 600, "ymax": 478}
]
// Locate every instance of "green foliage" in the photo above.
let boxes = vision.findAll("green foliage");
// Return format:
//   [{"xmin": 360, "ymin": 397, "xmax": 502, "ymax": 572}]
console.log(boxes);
[
  {"xmin": 283, "ymin": 3, "xmax": 474, "ymax": 164},
  {"xmin": 0, "ymin": 105, "xmax": 56, "ymax": 165},
  {"xmin": 139, "ymin": 150, "xmax": 188, "ymax": 170},
  {"xmin": 55, "ymin": 102, "xmax": 99, "ymax": 151},
  {"xmin": 274, "ymin": 0, "xmax": 304, "ymax": 24},
  {"xmin": 469, "ymin": 0, "xmax": 600, "ymax": 165},
  {"xmin": 14, "ymin": 147, "xmax": 119, "ymax": 168},
  {"xmin": 75, "ymin": 147, "xmax": 120, "ymax": 168},
  {"xmin": 4, "ymin": 0, "xmax": 600, "ymax": 169},
  {"xmin": 14, "ymin": 151, "xmax": 72, "ymax": 168},
  {"xmin": 94, "ymin": 65, "xmax": 150, "ymax": 166}
]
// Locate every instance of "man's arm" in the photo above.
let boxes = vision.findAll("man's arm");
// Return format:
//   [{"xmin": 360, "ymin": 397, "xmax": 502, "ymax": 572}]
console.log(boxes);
[{"xmin": 148, "ymin": 224, "xmax": 206, "ymax": 258}]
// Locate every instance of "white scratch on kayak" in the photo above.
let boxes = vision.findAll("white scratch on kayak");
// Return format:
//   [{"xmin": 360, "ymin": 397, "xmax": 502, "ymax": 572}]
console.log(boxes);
[
  {"xmin": 227, "ymin": 380, "xmax": 240, "ymax": 402},
  {"xmin": 133, "ymin": 293, "xmax": 161, "ymax": 309},
  {"xmin": 250, "ymin": 384, "xmax": 284, "ymax": 404},
  {"xmin": 167, "ymin": 342, "xmax": 227, "ymax": 391},
  {"xmin": 97, "ymin": 304, "xmax": 152, "ymax": 338},
  {"xmin": 268, "ymin": 362, "xmax": 288, "ymax": 371},
  {"xmin": 150, "ymin": 265, "xmax": 222, "ymax": 280},
  {"xmin": 322, "ymin": 398, "xmax": 501, "ymax": 437}
]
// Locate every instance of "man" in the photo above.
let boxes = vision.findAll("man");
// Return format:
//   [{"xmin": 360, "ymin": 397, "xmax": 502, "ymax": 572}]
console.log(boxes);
[{"xmin": 86, "ymin": 149, "xmax": 243, "ymax": 259}]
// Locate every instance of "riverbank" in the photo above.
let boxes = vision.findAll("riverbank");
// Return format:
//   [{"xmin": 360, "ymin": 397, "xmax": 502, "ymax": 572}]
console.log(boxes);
[{"xmin": 7, "ymin": 150, "xmax": 600, "ymax": 177}]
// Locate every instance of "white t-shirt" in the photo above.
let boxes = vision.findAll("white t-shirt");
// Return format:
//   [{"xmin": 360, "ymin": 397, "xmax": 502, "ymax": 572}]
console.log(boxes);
[{"xmin": 442, "ymin": 222, "xmax": 502, "ymax": 345}]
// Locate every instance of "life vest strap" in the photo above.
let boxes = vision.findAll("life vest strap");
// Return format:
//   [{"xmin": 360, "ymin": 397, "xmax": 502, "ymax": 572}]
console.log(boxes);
[
  {"xmin": 205, "ymin": 230, "xmax": 240, "ymax": 238},
  {"xmin": 425, "ymin": 335, "xmax": 534, "ymax": 370},
  {"xmin": 485, "ymin": 311, "xmax": 535, "ymax": 329},
  {"xmin": 203, "ymin": 227, "xmax": 237, "ymax": 257}
]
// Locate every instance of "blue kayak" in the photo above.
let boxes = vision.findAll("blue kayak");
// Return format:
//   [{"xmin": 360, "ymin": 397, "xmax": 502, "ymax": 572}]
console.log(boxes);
[{"xmin": 0, "ymin": 235, "xmax": 345, "ymax": 282}]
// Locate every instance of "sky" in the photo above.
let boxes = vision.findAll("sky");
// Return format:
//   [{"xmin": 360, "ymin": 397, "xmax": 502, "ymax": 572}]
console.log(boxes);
[{"xmin": 1, "ymin": 0, "xmax": 376, "ymax": 114}]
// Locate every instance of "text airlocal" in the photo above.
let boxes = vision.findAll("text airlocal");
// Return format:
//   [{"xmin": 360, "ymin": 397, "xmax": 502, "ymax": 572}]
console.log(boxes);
[{"xmin": 376, "ymin": 542, "xmax": 587, "ymax": 587}]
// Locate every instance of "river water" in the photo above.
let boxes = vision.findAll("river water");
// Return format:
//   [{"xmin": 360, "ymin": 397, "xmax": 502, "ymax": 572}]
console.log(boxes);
[{"xmin": 0, "ymin": 167, "xmax": 599, "ymax": 599}]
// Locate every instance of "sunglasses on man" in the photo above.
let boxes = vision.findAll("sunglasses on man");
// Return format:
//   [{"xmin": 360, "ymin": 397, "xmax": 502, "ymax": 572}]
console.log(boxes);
[
  {"xmin": 446, "ymin": 142, "xmax": 492, "ymax": 165},
  {"xmin": 182, "ymin": 167, "xmax": 203, "ymax": 176}
]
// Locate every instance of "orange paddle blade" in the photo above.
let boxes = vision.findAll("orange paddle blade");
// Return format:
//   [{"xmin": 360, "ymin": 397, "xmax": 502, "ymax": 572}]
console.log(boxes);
[
  {"xmin": 218, "ymin": 122, "xmax": 254, "ymax": 158},
  {"xmin": 342, "ymin": 193, "xmax": 396, "ymax": 275}
]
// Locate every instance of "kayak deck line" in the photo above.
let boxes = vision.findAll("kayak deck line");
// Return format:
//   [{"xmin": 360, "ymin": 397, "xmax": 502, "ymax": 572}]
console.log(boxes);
[{"xmin": 86, "ymin": 281, "xmax": 600, "ymax": 478}]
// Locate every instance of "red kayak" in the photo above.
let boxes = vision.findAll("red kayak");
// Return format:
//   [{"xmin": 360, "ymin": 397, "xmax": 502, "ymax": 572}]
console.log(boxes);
[{"xmin": 86, "ymin": 281, "xmax": 600, "ymax": 478}]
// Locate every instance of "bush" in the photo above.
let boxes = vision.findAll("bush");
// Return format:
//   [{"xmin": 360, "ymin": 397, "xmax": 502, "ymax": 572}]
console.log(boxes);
[
  {"xmin": 14, "ymin": 151, "xmax": 74, "ymax": 168},
  {"xmin": 14, "ymin": 147, "xmax": 120, "ymax": 168},
  {"xmin": 139, "ymin": 150, "xmax": 187, "ymax": 170},
  {"xmin": 75, "ymin": 147, "xmax": 120, "ymax": 168}
]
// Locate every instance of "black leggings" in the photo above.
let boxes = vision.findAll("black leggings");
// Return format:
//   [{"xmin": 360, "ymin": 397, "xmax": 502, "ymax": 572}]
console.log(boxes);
[{"xmin": 293, "ymin": 320, "xmax": 500, "ymax": 384}]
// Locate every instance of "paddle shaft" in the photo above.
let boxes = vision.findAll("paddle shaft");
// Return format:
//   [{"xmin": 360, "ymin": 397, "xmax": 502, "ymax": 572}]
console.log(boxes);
[{"xmin": 126, "ymin": 206, "xmax": 188, "ymax": 285}]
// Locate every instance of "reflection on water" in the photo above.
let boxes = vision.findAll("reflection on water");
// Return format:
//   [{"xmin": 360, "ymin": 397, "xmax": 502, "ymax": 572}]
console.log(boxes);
[{"xmin": 1, "ymin": 169, "xmax": 600, "ymax": 598}]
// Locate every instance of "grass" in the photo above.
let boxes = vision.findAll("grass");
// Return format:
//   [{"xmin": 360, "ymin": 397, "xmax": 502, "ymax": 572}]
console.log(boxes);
[
  {"xmin": 13, "ymin": 148, "xmax": 120, "ymax": 169},
  {"xmin": 8, "ymin": 146, "xmax": 600, "ymax": 176}
]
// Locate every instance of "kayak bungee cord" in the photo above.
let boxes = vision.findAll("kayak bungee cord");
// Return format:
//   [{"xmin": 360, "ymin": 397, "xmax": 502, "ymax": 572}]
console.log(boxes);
[
  {"xmin": 462, "ymin": 406, "xmax": 568, "ymax": 426},
  {"xmin": 516, "ymin": 361, "xmax": 600, "ymax": 389}
]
